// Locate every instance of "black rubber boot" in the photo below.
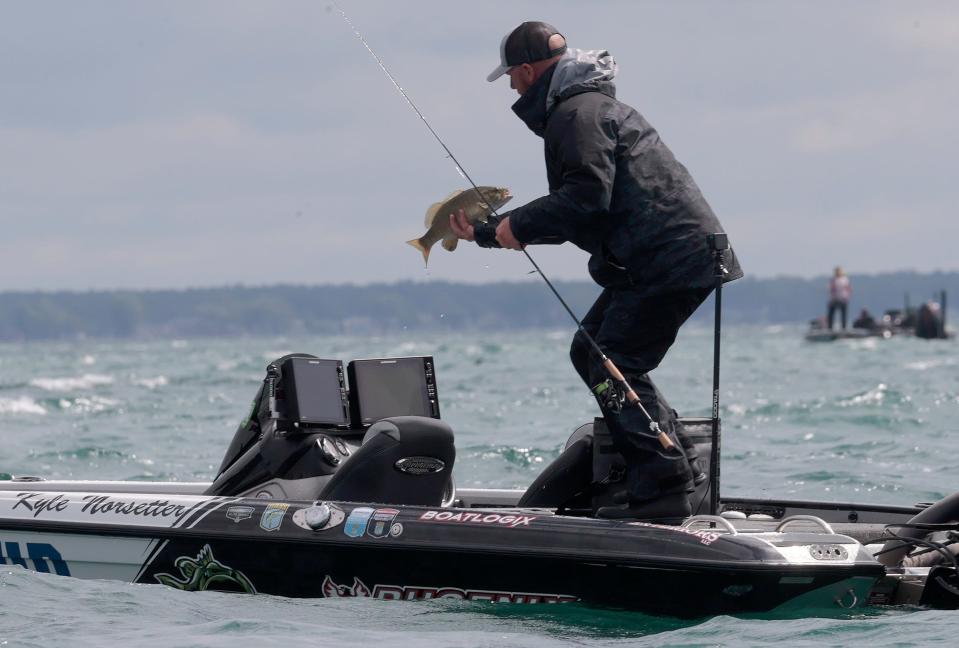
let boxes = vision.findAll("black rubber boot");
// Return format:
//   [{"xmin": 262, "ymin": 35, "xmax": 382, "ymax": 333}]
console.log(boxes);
[
  {"xmin": 675, "ymin": 424, "xmax": 708, "ymax": 486},
  {"xmin": 691, "ymin": 465, "xmax": 708, "ymax": 486},
  {"xmin": 596, "ymin": 492, "xmax": 692, "ymax": 524}
]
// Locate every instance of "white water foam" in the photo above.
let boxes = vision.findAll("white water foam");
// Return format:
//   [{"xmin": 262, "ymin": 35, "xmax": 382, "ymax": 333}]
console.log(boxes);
[
  {"xmin": 726, "ymin": 403, "xmax": 749, "ymax": 416},
  {"xmin": 838, "ymin": 383, "xmax": 887, "ymax": 407},
  {"xmin": 0, "ymin": 396, "xmax": 47, "ymax": 415},
  {"xmin": 133, "ymin": 376, "xmax": 168, "ymax": 389},
  {"xmin": 30, "ymin": 373, "xmax": 114, "ymax": 391},
  {"xmin": 905, "ymin": 357, "xmax": 958, "ymax": 371},
  {"xmin": 58, "ymin": 396, "xmax": 119, "ymax": 413}
]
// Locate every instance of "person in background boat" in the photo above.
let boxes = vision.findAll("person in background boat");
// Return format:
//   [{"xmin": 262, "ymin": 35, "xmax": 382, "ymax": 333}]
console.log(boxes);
[
  {"xmin": 916, "ymin": 300, "xmax": 945, "ymax": 339},
  {"xmin": 853, "ymin": 308, "xmax": 876, "ymax": 330},
  {"xmin": 827, "ymin": 266, "xmax": 851, "ymax": 330},
  {"xmin": 449, "ymin": 22, "xmax": 743, "ymax": 521}
]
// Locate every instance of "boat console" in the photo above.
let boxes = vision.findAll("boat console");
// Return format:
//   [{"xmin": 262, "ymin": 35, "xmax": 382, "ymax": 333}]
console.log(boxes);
[
  {"xmin": 205, "ymin": 353, "xmax": 453, "ymax": 505},
  {"xmin": 206, "ymin": 351, "xmax": 706, "ymax": 516}
]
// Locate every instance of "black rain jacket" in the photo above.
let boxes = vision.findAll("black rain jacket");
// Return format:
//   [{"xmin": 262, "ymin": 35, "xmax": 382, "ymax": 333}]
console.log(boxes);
[{"xmin": 485, "ymin": 49, "xmax": 743, "ymax": 294}]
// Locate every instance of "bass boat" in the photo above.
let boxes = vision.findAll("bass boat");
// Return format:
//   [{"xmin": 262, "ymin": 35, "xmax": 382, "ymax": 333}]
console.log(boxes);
[{"xmin": 2, "ymin": 354, "xmax": 957, "ymax": 617}]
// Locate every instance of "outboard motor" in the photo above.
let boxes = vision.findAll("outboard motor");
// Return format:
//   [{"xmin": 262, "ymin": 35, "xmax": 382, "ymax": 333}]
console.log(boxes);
[{"xmin": 207, "ymin": 354, "xmax": 454, "ymax": 505}]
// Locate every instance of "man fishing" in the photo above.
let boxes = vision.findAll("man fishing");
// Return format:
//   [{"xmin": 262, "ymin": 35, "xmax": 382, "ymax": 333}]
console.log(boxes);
[{"xmin": 449, "ymin": 21, "xmax": 743, "ymax": 520}]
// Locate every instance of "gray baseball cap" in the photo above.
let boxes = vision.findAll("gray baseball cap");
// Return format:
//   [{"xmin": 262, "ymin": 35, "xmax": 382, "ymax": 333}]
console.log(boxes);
[{"xmin": 487, "ymin": 21, "xmax": 567, "ymax": 82}]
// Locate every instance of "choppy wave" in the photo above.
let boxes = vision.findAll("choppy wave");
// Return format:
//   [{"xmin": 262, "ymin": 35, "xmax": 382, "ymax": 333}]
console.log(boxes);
[
  {"xmin": 30, "ymin": 373, "xmax": 114, "ymax": 391},
  {"xmin": 262, "ymin": 350, "xmax": 294, "ymax": 361},
  {"xmin": 723, "ymin": 385, "xmax": 911, "ymax": 423},
  {"xmin": 56, "ymin": 396, "xmax": 120, "ymax": 413},
  {"xmin": 837, "ymin": 383, "xmax": 891, "ymax": 407},
  {"xmin": 28, "ymin": 446, "xmax": 131, "ymax": 461},
  {"xmin": 905, "ymin": 357, "xmax": 958, "ymax": 371},
  {"xmin": 133, "ymin": 375, "xmax": 168, "ymax": 389},
  {"xmin": 466, "ymin": 444, "xmax": 558, "ymax": 469},
  {"xmin": 0, "ymin": 396, "xmax": 47, "ymax": 415}
]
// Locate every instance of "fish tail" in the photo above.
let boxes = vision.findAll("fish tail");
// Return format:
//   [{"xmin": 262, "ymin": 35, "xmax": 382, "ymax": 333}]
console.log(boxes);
[{"xmin": 407, "ymin": 238, "xmax": 431, "ymax": 267}]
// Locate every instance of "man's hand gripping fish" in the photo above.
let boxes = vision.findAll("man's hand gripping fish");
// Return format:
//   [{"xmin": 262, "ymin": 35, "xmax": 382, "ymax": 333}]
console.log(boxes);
[{"xmin": 407, "ymin": 186, "xmax": 512, "ymax": 266}]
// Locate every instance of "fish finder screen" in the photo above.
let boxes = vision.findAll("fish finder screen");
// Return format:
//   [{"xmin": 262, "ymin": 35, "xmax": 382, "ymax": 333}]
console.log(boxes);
[
  {"xmin": 287, "ymin": 357, "xmax": 349, "ymax": 426},
  {"xmin": 349, "ymin": 357, "xmax": 437, "ymax": 425}
]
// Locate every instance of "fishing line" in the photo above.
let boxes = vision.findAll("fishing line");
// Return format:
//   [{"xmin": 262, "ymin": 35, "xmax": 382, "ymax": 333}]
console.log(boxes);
[
  {"xmin": 330, "ymin": 0, "xmax": 672, "ymax": 450},
  {"xmin": 329, "ymin": 2, "xmax": 469, "ymax": 182}
]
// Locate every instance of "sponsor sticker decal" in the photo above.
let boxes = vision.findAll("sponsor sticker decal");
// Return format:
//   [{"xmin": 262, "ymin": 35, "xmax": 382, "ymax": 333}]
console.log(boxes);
[
  {"xmin": 343, "ymin": 507, "xmax": 375, "ymax": 538},
  {"xmin": 627, "ymin": 521, "xmax": 721, "ymax": 546},
  {"xmin": 154, "ymin": 545, "xmax": 256, "ymax": 593},
  {"xmin": 9, "ymin": 492, "xmax": 189, "ymax": 521},
  {"xmin": 1, "ymin": 491, "xmax": 215, "ymax": 530},
  {"xmin": 259, "ymin": 503, "xmax": 290, "ymax": 532},
  {"xmin": 292, "ymin": 502, "xmax": 346, "ymax": 532},
  {"xmin": 321, "ymin": 576, "xmax": 577, "ymax": 603},
  {"xmin": 367, "ymin": 508, "xmax": 401, "ymax": 539},
  {"xmin": 322, "ymin": 575, "xmax": 371, "ymax": 597},
  {"xmin": 419, "ymin": 510, "xmax": 535, "ymax": 528},
  {"xmin": 0, "ymin": 540, "xmax": 70, "ymax": 576},
  {"xmin": 226, "ymin": 505, "xmax": 254, "ymax": 523},
  {"xmin": 394, "ymin": 456, "xmax": 445, "ymax": 475}
]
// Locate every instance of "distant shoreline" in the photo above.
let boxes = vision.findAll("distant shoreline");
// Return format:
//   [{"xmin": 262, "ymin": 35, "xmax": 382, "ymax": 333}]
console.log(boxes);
[{"xmin": 1, "ymin": 272, "xmax": 954, "ymax": 342}]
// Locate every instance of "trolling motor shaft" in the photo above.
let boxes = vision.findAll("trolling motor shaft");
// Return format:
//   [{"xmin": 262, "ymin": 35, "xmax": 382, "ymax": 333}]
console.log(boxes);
[
  {"xmin": 708, "ymin": 232, "xmax": 729, "ymax": 515},
  {"xmin": 331, "ymin": 0, "xmax": 673, "ymax": 450}
]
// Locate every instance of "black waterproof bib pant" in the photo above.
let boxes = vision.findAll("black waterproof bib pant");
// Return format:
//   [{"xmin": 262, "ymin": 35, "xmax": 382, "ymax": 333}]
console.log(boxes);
[{"xmin": 570, "ymin": 284, "xmax": 711, "ymax": 502}]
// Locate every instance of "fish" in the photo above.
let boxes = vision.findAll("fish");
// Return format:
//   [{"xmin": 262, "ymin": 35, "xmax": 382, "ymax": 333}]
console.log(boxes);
[{"xmin": 407, "ymin": 186, "xmax": 512, "ymax": 266}]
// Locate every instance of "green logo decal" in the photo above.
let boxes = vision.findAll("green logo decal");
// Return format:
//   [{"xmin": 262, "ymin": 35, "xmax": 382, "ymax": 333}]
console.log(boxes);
[{"xmin": 154, "ymin": 544, "xmax": 256, "ymax": 594}]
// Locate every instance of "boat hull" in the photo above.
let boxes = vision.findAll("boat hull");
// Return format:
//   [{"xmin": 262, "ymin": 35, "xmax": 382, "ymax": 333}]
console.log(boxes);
[{"xmin": 0, "ymin": 488, "xmax": 884, "ymax": 617}]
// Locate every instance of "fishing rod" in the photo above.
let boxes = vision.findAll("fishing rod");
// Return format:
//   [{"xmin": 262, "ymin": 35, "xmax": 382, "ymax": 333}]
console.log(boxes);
[{"xmin": 331, "ymin": 1, "xmax": 673, "ymax": 450}]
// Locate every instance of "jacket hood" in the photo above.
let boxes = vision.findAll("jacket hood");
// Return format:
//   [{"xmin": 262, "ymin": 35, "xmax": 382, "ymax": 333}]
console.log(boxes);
[
  {"xmin": 546, "ymin": 48, "xmax": 617, "ymax": 113},
  {"xmin": 511, "ymin": 48, "xmax": 618, "ymax": 137}
]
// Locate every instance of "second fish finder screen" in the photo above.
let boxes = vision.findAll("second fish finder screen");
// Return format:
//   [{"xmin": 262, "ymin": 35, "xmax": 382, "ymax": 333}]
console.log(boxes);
[{"xmin": 349, "ymin": 357, "xmax": 433, "ymax": 425}]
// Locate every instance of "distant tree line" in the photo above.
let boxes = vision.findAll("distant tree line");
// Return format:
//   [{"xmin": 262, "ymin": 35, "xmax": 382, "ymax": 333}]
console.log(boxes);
[{"xmin": 0, "ymin": 272, "xmax": 954, "ymax": 341}]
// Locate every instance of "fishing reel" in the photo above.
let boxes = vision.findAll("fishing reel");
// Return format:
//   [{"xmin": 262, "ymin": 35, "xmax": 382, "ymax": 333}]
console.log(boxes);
[{"xmin": 592, "ymin": 378, "xmax": 626, "ymax": 414}]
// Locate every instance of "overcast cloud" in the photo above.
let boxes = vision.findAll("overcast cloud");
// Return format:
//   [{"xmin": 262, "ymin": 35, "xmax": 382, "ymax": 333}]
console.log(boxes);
[{"xmin": 2, "ymin": 0, "xmax": 957, "ymax": 291}]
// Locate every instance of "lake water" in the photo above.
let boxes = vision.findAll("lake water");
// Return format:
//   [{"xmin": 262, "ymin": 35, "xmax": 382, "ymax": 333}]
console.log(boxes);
[{"xmin": 1, "ymin": 324, "xmax": 957, "ymax": 646}]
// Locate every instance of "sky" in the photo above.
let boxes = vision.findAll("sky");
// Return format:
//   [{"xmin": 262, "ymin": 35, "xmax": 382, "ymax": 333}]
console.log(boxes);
[{"xmin": 2, "ymin": 0, "xmax": 958, "ymax": 292}]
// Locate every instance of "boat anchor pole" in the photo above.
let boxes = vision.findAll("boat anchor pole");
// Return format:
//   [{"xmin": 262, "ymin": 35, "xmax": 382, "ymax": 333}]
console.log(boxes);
[
  {"xmin": 330, "ymin": 0, "xmax": 673, "ymax": 450},
  {"xmin": 708, "ymin": 233, "xmax": 729, "ymax": 516}
]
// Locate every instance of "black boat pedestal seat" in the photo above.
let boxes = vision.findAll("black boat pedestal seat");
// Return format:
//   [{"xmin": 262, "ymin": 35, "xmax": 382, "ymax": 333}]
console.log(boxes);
[
  {"xmin": 317, "ymin": 416, "xmax": 454, "ymax": 506},
  {"xmin": 518, "ymin": 417, "xmax": 715, "ymax": 518},
  {"xmin": 205, "ymin": 410, "xmax": 454, "ymax": 505}
]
